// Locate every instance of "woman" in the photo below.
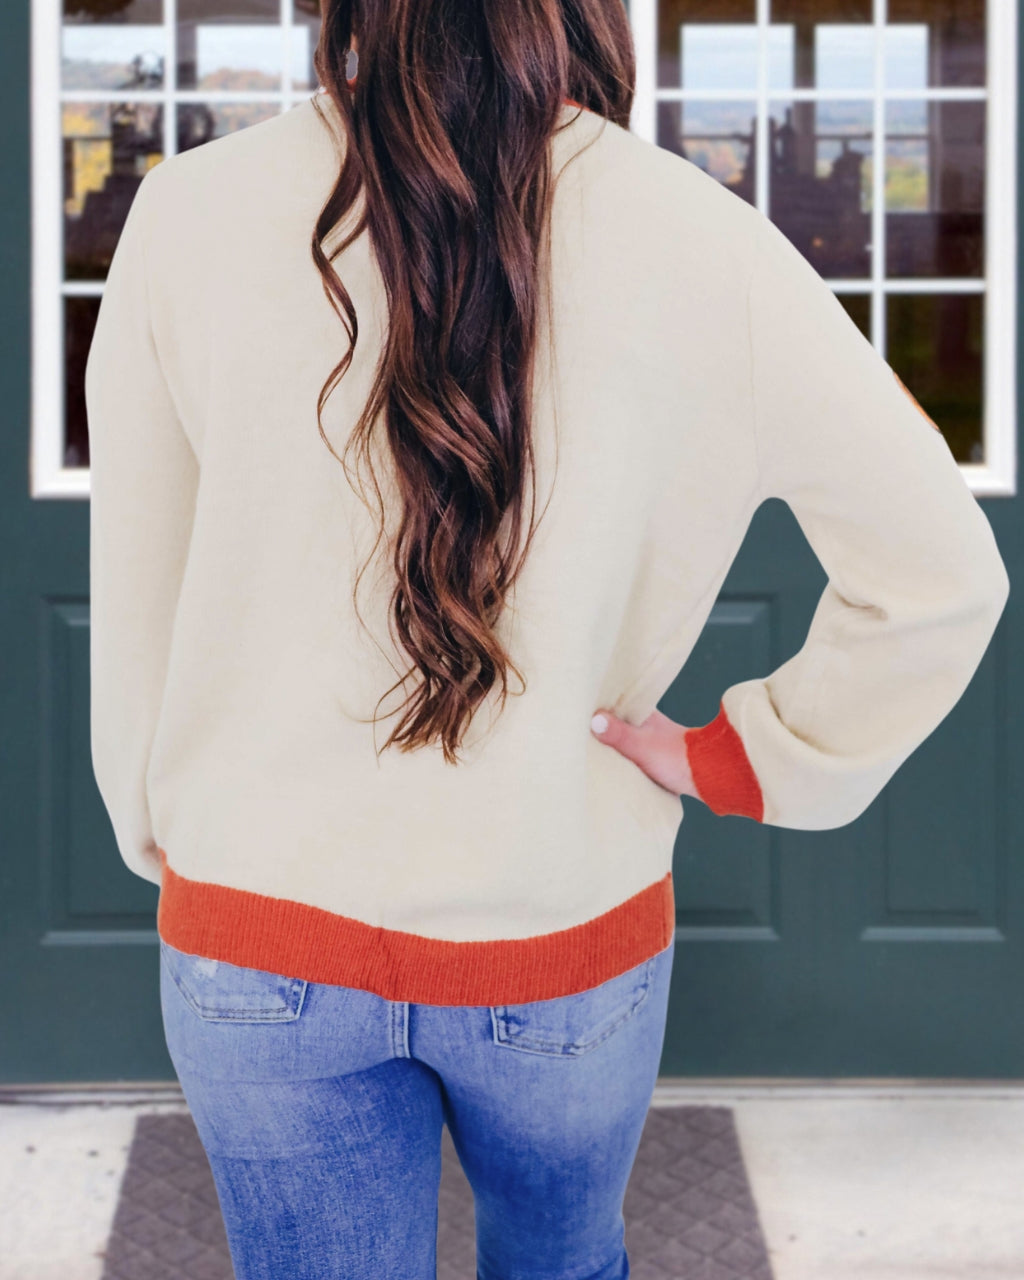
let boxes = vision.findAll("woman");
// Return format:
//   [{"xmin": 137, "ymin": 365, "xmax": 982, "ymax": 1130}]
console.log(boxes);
[{"xmin": 85, "ymin": 1, "xmax": 1009, "ymax": 1276}]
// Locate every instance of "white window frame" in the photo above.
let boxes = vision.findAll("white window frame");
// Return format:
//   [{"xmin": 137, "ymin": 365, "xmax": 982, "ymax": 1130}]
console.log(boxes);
[
  {"xmin": 32, "ymin": 0, "xmax": 1017, "ymax": 498},
  {"xmin": 631, "ymin": 0, "xmax": 1015, "ymax": 497}
]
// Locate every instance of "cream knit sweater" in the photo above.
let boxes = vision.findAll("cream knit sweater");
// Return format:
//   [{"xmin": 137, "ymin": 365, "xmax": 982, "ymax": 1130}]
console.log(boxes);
[{"xmin": 86, "ymin": 92, "xmax": 1010, "ymax": 1005}]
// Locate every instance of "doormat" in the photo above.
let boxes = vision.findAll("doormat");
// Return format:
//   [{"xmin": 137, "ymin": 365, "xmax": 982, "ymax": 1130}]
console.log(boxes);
[{"xmin": 99, "ymin": 1105, "xmax": 774, "ymax": 1280}]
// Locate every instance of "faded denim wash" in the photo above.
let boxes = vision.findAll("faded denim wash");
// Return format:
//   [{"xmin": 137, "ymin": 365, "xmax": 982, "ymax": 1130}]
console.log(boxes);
[{"xmin": 159, "ymin": 932, "xmax": 676, "ymax": 1280}]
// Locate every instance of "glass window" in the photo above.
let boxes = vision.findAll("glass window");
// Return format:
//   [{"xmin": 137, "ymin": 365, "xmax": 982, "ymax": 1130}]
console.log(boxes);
[
  {"xmin": 34, "ymin": 0, "xmax": 1013, "ymax": 495},
  {"xmin": 645, "ymin": 0, "xmax": 1002, "ymax": 476}
]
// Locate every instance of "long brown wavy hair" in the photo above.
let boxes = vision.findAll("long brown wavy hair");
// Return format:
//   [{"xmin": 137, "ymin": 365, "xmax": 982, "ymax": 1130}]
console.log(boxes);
[{"xmin": 309, "ymin": 0, "xmax": 635, "ymax": 764}]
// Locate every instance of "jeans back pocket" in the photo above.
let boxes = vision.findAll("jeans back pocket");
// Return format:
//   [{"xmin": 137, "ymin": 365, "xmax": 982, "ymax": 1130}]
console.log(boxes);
[
  {"xmin": 490, "ymin": 954, "xmax": 656, "ymax": 1057},
  {"xmin": 160, "ymin": 938, "xmax": 308, "ymax": 1023}
]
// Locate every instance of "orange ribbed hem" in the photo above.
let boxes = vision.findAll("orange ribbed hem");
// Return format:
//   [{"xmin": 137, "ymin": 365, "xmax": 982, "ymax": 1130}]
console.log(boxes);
[
  {"xmin": 156, "ymin": 849, "xmax": 676, "ymax": 1006},
  {"xmin": 683, "ymin": 701, "xmax": 765, "ymax": 822}
]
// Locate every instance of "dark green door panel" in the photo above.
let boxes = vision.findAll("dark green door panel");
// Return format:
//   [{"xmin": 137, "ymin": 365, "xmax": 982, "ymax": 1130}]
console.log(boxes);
[
  {"xmin": 658, "ymin": 497, "xmax": 1022, "ymax": 1077},
  {"xmin": 0, "ymin": 0, "xmax": 172, "ymax": 1084}
]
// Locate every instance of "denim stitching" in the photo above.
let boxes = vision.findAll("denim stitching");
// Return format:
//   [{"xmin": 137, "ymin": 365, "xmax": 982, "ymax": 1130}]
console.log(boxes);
[
  {"xmin": 492, "ymin": 958, "xmax": 656, "ymax": 1056},
  {"xmin": 163, "ymin": 944, "xmax": 307, "ymax": 1022}
]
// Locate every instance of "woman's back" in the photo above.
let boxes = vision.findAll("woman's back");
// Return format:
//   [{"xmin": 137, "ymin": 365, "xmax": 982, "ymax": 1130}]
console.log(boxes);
[{"xmin": 86, "ymin": 89, "xmax": 1008, "ymax": 1006}]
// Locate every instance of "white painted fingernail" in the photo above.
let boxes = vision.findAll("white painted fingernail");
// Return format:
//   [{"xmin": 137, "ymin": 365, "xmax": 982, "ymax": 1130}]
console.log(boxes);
[{"xmin": 591, "ymin": 713, "xmax": 609, "ymax": 734}]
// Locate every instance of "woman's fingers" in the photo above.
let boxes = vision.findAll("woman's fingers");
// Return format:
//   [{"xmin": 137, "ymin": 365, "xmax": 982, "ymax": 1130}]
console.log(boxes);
[{"xmin": 590, "ymin": 707, "xmax": 695, "ymax": 797}]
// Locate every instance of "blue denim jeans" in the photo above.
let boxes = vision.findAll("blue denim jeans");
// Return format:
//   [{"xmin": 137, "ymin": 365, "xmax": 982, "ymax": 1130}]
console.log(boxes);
[{"xmin": 159, "ymin": 932, "xmax": 675, "ymax": 1280}]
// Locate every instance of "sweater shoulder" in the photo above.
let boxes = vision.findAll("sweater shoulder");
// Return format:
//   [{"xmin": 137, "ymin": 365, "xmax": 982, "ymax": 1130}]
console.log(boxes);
[
  {"xmin": 134, "ymin": 96, "xmax": 340, "ymax": 240},
  {"xmin": 145, "ymin": 96, "xmax": 329, "ymax": 186},
  {"xmin": 554, "ymin": 111, "xmax": 762, "ymax": 289},
  {"xmin": 139, "ymin": 98, "xmax": 760, "ymax": 269}
]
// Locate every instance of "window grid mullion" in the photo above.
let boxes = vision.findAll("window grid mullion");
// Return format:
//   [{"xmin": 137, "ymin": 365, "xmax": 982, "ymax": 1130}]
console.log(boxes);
[
  {"xmin": 164, "ymin": 0, "xmax": 177, "ymax": 160},
  {"xmin": 755, "ymin": 0, "xmax": 767, "ymax": 218},
  {"xmin": 280, "ymin": 0, "xmax": 293, "ymax": 111},
  {"xmin": 873, "ymin": 0, "xmax": 887, "ymax": 360}
]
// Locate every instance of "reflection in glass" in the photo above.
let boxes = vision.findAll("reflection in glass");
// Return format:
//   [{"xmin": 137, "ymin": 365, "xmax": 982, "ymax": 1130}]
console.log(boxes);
[
  {"xmin": 810, "ymin": 23, "xmax": 874, "ymax": 91},
  {"xmin": 177, "ymin": 102, "xmax": 282, "ymax": 152},
  {"xmin": 657, "ymin": 0, "xmax": 756, "ymax": 90},
  {"xmin": 177, "ymin": 0, "xmax": 284, "ymax": 91},
  {"xmin": 766, "ymin": 21, "xmax": 793, "ymax": 92},
  {"xmin": 685, "ymin": 25, "xmax": 759, "ymax": 92},
  {"xmin": 656, "ymin": 100, "xmax": 755, "ymax": 201},
  {"xmin": 885, "ymin": 100, "xmax": 984, "ymax": 278},
  {"xmin": 63, "ymin": 101, "xmax": 163, "ymax": 281},
  {"xmin": 768, "ymin": 0, "xmax": 873, "ymax": 91},
  {"xmin": 62, "ymin": 0, "xmax": 164, "ymax": 91},
  {"xmin": 293, "ymin": 0, "xmax": 323, "ymax": 91},
  {"xmin": 767, "ymin": 99, "xmax": 873, "ymax": 277},
  {"xmin": 886, "ymin": 0, "xmax": 985, "ymax": 89},
  {"xmin": 886, "ymin": 292, "xmax": 983, "ymax": 463},
  {"xmin": 66, "ymin": 294, "xmax": 100, "ymax": 468}
]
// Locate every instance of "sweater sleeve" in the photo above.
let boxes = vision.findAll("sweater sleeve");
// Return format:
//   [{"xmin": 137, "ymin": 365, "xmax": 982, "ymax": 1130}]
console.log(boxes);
[
  {"xmin": 682, "ymin": 212, "xmax": 1010, "ymax": 829},
  {"xmin": 85, "ymin": 166, "xmax": 199, "ymax": 885}
]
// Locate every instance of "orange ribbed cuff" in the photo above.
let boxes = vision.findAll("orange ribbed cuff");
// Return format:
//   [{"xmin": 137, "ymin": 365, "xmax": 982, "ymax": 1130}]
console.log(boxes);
[{"xmin": 683, "ymin": 701, "xmax": 764, "ymax": 822}]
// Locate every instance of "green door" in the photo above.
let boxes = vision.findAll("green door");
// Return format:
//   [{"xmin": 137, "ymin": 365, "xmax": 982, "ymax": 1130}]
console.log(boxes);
[{"xmin": 1, "ymin": 0, "xmax": 1019, "ymax": 1083}]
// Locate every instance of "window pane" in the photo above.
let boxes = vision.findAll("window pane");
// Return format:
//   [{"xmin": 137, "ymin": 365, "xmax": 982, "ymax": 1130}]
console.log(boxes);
[
  {"xmin": 886, "ymin": 0, "xmax": 985, "ymax": 89},
  {"xmin": 63, "ymin": 101, "xmax": 163, "ymax": 281},
  {"xmin": 835, "ymin": 291, "xmax": 872, "ymax": 343},
  {"xmin": 767, "ymin": 98, "xmax": 874, "ymax": 277},
  {"xmin": 769, "ymin": 0, "xmax": 874, "ymax": 92},
  {"xmin": 177, "ymin": 0, "xmax": 283, "ymax": 91},
  {"xmin": 886, "ymin": 292, "xmax": 984, "ymax": 463},
  {"xmin": 177, "ymin": 101, "xmax": 282, "ymax": 153},
  {"xmin": 62, "ymin": 0, "xmax": 165, "ymax": 91},
  {"xmin": 657, "ymin": 0, "xmax": 757, "ymax": 91},
  {"xmin": 885, "ymin": 98, "xmax": 985, "ymax": 278},
  {"xmin": 292, "ymin": 0, "xmax": 323, "ymax": 92},
  {"xmin": 656, "ymin": 99, "xmax": 756, "ymax": 200},
  {"xmin": 66, "ymin": 294, "xmax": 100, "ymax": 469}
]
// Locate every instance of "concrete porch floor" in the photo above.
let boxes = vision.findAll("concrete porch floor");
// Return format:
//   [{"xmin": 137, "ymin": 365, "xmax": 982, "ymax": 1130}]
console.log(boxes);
[{"xmin": 0, "ymin": 1080, "xmax": 1021, "ymax": 1280}]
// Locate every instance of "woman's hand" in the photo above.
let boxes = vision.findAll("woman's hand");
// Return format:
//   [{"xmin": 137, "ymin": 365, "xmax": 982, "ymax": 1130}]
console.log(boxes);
[{"xmin": 590, "ymin": 708, "xmax": 698, "ymax": 799}]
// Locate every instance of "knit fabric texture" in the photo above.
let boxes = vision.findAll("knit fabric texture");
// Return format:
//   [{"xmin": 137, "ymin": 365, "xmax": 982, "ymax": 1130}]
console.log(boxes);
[{"xmin": 85, "ymin": 92, "xmax": 1009, "ymax": 1004}]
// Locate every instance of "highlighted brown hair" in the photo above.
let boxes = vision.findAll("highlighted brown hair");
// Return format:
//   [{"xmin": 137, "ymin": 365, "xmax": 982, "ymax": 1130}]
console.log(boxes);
[{"xmin": 309, "ymin": 1, "xmax": 635, "ymax": 763}]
